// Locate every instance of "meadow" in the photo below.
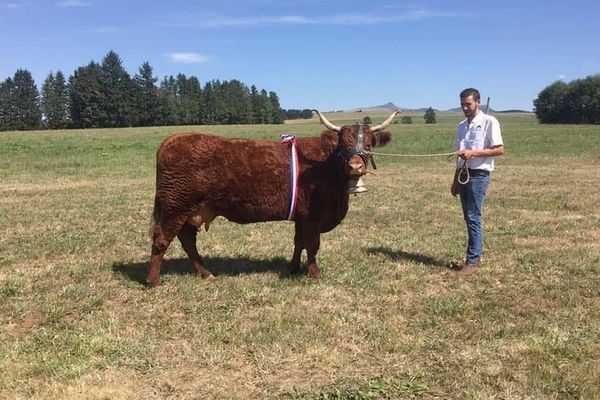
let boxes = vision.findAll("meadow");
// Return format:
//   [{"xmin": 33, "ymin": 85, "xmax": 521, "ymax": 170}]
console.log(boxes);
[{"xmin": 1, "ymin": 111, "xmax": 599, "ymax": 399}]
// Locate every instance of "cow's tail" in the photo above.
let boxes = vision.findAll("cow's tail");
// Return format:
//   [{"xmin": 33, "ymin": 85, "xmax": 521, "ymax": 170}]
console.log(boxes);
[{"xmin": 148, "ymin": 198, "xmax": 161, "ymax": 239}]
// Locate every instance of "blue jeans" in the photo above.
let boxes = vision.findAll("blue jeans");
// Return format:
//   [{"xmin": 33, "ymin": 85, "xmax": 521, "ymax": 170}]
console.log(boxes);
[{"xmin": 459, "ymin": 170, "xmax": 490, "ymax": 264}]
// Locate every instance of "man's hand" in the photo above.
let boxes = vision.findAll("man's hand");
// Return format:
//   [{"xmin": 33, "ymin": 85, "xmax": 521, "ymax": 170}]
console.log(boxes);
[{"xmin": 459, "ymin": 149, "xmax": 476, "ymax": 160}]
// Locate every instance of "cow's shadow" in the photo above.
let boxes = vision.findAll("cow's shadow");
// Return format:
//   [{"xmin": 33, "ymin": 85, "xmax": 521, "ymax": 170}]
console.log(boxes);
[
  {"xmin": 366, "ymin": 246, "xmax": 451, "ymax": 269},
  {"xmin": 113, "ymin": 256, "xmax": 296, "ymax": 285}
]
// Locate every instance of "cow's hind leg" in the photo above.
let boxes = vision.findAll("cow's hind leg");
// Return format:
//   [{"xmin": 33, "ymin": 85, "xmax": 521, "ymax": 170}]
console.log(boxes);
[
  {"xmin": 177, "ymin": 223, "xmax": 213, "ymax": 279},
  {"xmin": 303, "ymin": 221, "xmax": 321, "ymax": 278},
  {"xmin": 290, "ymin": 220, "xmax": 304, "ymax": 274}
]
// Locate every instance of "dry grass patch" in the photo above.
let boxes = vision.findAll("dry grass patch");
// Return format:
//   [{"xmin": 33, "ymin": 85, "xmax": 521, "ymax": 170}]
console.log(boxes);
[{"xmin": 2, "ymin": 118, "xmax": 600, "ymax": 398}]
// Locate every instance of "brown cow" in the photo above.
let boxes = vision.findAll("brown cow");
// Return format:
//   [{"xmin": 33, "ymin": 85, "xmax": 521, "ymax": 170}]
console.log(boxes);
[{"xmin": 147, "ymin": 110, "xmax": 398, "ymax": 287}]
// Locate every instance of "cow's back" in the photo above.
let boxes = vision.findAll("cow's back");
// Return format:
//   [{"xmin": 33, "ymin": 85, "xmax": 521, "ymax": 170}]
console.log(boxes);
[{"xmin": 155, "ymin": 132, "xmax": 299, "ymax": 224}]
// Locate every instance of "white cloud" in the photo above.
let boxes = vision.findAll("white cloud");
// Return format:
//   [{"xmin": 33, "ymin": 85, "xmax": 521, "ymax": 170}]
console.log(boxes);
[
  {"xmin": 163, "ymin": 9, "xmax": 457, "ymax": 28},
  {"xmin": 92, "ymin": 26, "xmax": 118, "ymax": 34},
  {"xmin": 330, "ymin": 10, "xmax": 457, "ymax": 25},
  {"xmin": 1, "ymin": 1, "xmax": 27, "ymax": 9},
  {"xmin": 56, "ymin": 0, "xmax": 89, "ymax": 7},
  {"xmin": 558, "ymin": 74, "xmax": 567, "ymax": 81},
  {"xmin": 194, "ymin": 15, "xmax": 312, "ymax": 28},
  {"xmin": 167, "ymin": 52, "xmax": 211, "ymax": 63}
]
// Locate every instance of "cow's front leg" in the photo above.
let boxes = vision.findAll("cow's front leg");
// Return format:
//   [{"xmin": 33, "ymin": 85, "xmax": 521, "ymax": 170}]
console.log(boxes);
[
  {"xmin": 290, "ymin": 220, "xmax": 304, "ymax": 274},
  {"xmin": 302, "ymin": 221, "xmax": 321, "ymax": 278},
  {"xmin": 177, "ymin": 223, "xmax": 213, "ymax": 279},
  {"xmin": 147, "ymin": 217, "xmax": 183, "ymax": 287},
  {"xmin": 148, "ymin": 227, "xmax": 173, "ymax": 287}
]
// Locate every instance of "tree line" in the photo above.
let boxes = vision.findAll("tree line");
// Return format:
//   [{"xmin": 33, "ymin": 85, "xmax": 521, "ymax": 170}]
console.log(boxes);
[
  {"xmin": 0, "ymin": 50, "xmax": 287, "ymax": 131},
  {"xmin": 281, "ymin": 109, "xmax": 313, "ymax": 120},
  {"xmin": 534, "ymin": 74, "xmax": 600, "ymax": 124}
]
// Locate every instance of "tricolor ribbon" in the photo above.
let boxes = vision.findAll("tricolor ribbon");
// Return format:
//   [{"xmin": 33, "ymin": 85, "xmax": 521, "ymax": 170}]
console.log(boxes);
[{"xmin": 281, "ymin": 134, "xmax": 299, "ymax": 220}]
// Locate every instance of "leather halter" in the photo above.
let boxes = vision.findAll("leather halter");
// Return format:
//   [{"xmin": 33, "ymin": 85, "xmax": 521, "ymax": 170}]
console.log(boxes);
[{"xmin": 337, "ymin": 125, "xmax": 370, "ymax": 166}]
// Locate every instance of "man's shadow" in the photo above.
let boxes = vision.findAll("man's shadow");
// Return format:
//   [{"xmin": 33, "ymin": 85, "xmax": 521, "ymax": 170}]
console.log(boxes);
[
  {"xmin": 113, "ymin": 256, "xmax": 296, "ymax": 286},
  {"xmin": 366, "ymin": 246, "xmax": 451, "ymax": 269}
]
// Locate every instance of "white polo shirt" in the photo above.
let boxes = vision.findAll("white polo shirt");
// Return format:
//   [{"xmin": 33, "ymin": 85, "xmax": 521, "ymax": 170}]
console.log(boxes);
[{"xmin": 454, "ymin": 111, "xmax": 503, "ymax": 171}]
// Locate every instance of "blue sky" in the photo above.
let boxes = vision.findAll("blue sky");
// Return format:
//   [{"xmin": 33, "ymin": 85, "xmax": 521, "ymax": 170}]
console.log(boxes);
[{"xmin": 1, "ymin": 0, "xmax": 599, "ymax": 111}]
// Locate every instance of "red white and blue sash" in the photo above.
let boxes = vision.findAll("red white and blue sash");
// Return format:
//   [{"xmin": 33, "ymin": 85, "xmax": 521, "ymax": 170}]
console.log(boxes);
[{"xmin": 281, "ymin": 134, "xmax": 299, "ymax": 220}]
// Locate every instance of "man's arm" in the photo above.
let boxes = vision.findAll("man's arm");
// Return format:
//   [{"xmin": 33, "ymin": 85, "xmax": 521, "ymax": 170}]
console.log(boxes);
[{"xmin": 459, "ymin": 144, "xmax": 504, "ymax": 160}]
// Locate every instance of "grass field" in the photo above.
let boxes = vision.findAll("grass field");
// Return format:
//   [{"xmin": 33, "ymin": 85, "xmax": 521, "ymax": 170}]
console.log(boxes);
[{"xmin": 1, "ymin": 112, "xmax": 599, "ymax": 399}]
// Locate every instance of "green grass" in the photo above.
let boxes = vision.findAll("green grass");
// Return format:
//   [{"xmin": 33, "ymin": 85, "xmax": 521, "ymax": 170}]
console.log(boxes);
[{"xmin": 1, "ymin": 113, "xmax": 600, "ymax": 399}]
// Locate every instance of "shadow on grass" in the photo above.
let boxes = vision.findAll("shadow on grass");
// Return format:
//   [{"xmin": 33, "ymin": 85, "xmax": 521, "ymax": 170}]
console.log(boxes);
[
  {"xmin": 113, "ymin": 256, "xmax": 300, "ymax": 286},
  {"xmin": 366, "ymin": 246, "xmax": 452, "ymax": 269}
]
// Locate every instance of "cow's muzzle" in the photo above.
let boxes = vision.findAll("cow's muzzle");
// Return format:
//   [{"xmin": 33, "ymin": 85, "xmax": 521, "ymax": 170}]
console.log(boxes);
[
  {"xmin": 338, "ymin": 147, "xmax": 369, "ymax": 176},
  {"xmin": 338, "ymin": 125, "xmax": 369, "ymax": 177}
]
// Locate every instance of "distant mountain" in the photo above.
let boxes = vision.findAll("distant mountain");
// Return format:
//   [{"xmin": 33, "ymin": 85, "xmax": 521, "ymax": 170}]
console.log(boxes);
[
  {"xmin": 343, "ymin": 103, "xmax": 529, "ymax": 114},
  {"xmin": 445, "ymin": 107, "xmax": 533, "ymax": 113},
  {"xmin": 496, "ymin": 109, "xmax": 532, "ymax": 113},
  {"xmin": 446, "ymin": 106, "xmax": 496, "ymax": 113},
  {"xmin": 349, "ymin": 102, "xmax": 437, "ymax": 113},
  {"xmin": 349, "ymin": 102, "xmax": 400, "ymax": 112},
  {"xmin": 445, "ymin": 107, "xmax": 461, "ymax": 113}
]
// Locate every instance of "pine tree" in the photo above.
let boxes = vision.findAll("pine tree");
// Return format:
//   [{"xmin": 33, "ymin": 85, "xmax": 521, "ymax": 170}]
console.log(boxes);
[
  {"xmin": 0, "ymin": 78, "xmax": 16, "ymax": 131},
  {"xmin": 250, "ymin": 85, "xmax": 261, "ymax": 124},
  {"xmin": 256, "ymin": 89, "xmax": 273, "ymax": 124},
  {"xmin": 202, "ymin": 79, "xmax": 229, "ymax": 124},
  {"xmin": 69, "ymin": 61, "xmax": 107, "ymax": 128},
  {"xmin": 11, "ymin": 69, "xmax": 41, "ymax": 130},
  {"xmin": 423, "ymin": 107, "xmax": 436, "ymax": 124},
  {"xmin": 41, "ymin": 72, "xmax": 56, "ymax": 128},
  {"xmin": 101, "ymin": 50, "xmax": 136, "ymax": 127},
  {"xmin": 268, "ymin": 91, "xmax": 284, "ymax": 124},
  {"xmin": 54, "ymin": 71, "xmax": 70, "ymax": 127},
  {"xmin": 201, "ymin": 80, "xmax": 214, "ymax": 124},
  {"xmin": 157, "ymin": 75, "xmax": 179, "ymax": 126},
  {"xmin": 134, "ymin": 62, "xmax": 160, "ymax": 126},
  {"xmin": 176, "ymin": 74, "xmax": 202, "ymax": 125},
  {"xmin": 41, "ymin": 70, "xmax": 69, "ymax": 129},
  {"xmin": 223, "ymin": 80, "xmax": 252, "ymax": 124}
]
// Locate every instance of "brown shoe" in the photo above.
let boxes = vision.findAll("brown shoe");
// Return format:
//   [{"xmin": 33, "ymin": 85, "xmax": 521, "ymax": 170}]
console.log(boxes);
[{"xmin": 458, "ymin": 261, "xmax": 480, "ymax": 276}]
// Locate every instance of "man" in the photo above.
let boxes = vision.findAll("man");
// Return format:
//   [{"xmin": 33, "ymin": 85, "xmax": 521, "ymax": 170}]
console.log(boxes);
[{"xmin": 451, "ymin": 88, "xmax": 504, "ymax": 276}]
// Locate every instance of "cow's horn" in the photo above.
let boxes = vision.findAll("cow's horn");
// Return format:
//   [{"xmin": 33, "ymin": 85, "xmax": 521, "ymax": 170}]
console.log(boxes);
[
  {"xmin": 371, "ymin": 111, "xmax": 401, "ymax": 132},
  {"xmin": 313, "ymin": 110, "xmax": 341, "ymax": 132}
]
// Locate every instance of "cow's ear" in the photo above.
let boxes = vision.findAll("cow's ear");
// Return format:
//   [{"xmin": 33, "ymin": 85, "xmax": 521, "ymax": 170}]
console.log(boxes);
[
  {"xmin": 372, "ymin": 131, "xmax": 391, "ymax": 147},
  {"xmin": 320, "ymin": 130, "xmax": 339, "ymax": 152}
]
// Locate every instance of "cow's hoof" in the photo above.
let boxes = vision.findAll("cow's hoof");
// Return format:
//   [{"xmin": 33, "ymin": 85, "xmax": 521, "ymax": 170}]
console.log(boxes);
[
  {"xmin": 147, "ymin": 279, "xmax": 160, "ymax": 288},
  {"xmin": 307, "ymin": 265, "xmax": 320, "ymax": 279},
  {"xmin": 198, "ymin": 271, "xmax": 214, "ymax": 279}
]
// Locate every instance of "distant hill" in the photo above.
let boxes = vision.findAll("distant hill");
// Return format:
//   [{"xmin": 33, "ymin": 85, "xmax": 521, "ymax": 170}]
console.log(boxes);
[
  {"xmin": 349, "ymin": 102, "xmax": 400, "ymax": 112},
  {"xmin": 445, "ymin": 107, "xmax": 533, "ymax": 113},
  {"xmin": 342, "ymin": 103, "xmax": 530, "ymax": 114},
  {"xmin": 446, "ymin": 106, "xmax": 496, "ymax": 113},
  {"xmin": 349, "ymin": 102, "xmax": 437, "ymax": 113},
  {"xmin": 496, "ymin": 109, "xmax": 532, "ymax": 113}
]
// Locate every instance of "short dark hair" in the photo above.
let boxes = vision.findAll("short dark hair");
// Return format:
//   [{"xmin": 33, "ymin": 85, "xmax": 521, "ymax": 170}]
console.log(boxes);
[{"xmin": 460, "ymin": 88, "xmax": 480, "ymax": 101}]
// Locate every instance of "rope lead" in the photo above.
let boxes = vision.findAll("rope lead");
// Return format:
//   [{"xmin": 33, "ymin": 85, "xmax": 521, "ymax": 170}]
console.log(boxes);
[{"xmin": 458, "ymin": 159, "xmax": 470, "ymax": 185}]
